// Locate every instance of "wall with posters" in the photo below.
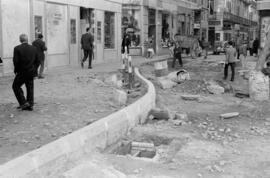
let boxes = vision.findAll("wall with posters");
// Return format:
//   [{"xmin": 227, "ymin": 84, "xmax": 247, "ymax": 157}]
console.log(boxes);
[{"xmin": 260, "ymin": 16, "xmax": 270, "ymax": 48}]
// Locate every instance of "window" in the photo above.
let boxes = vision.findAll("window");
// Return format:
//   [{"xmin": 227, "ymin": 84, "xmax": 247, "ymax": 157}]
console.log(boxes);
[
  {"xmin": 34, "ymin": 16, "xmax": 42, "ymax": 39},
  {"xmin": 104, "ymin": 11, "xmax": 115, "ymax": 49}
]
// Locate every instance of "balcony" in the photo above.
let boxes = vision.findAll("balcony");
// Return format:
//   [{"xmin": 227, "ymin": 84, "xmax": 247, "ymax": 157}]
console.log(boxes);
[{"xmin": 223, "ymin": 11, "xmax": 257, "ymax": 27}]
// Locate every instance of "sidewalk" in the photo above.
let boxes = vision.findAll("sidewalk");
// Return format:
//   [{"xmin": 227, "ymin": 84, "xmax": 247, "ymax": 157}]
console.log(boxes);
[{"xmin": 0, "ymin": 53, "xmax": 174, "ymax": 164}]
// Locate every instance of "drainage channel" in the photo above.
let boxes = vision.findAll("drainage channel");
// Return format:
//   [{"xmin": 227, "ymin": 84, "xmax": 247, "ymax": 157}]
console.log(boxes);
[{"xmin": 105, "ymin": 135, "xmax": 184, "ymax": 162}]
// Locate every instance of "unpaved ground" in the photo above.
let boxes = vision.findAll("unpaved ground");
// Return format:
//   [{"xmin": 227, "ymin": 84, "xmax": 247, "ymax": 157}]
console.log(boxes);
[
  {"xmin": 99, "ymin": 55, "xmax": 270, "ymax": 178},
  {"xmin": 0, "ymin": 67, "xmax": 145, "ymax": 164}
]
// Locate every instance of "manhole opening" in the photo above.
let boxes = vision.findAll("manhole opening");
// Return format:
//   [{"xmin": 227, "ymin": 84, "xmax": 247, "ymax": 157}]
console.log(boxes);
[{"xmin": 107, "ymin": 135, "xmax": 173, "ymax": 159}]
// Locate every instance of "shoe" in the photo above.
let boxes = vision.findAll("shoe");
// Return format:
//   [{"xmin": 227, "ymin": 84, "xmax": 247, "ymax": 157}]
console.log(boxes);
[
  {"xmin": 16, "ymin": 106, "xmax": 21, "ymax": 109},
  {"xmin": 230, "ymin": 79, "xmax": 234, "ymax": 82},
  {"xmin": 38, "ymin": 76, "xmax": 44, "ymax": 79},
  {"xmin": 20, "ymin": 102, "xmax": 30, "ymax": 110},
  {"xmin": 88, "ymin": 66, "xmax": 92, "ymax": 69},
  {"xmin": 24, "ymin": 106, "xmax": 33, "ymax": 111},
  {"xmin": 223, "ymin": 77, "xmax": 227, "ymax": 80}
]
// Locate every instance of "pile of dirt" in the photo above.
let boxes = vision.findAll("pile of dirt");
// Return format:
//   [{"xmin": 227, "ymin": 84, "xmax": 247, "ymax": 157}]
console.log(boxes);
[{"xmin": 174, "ymin": 80, "xmax": 208, "ymax": 94}]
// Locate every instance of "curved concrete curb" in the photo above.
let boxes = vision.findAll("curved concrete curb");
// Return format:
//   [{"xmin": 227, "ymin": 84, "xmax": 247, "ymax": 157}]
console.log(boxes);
[{"xmin": 0, "ymin": 68, "xmax": 156, "ymax": 178}]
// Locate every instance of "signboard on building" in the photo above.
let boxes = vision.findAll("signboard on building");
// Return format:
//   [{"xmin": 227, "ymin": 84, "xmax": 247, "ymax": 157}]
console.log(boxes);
[{"xmin": 194, "ymin": 23, "xmax": 200, "ymax": 29}]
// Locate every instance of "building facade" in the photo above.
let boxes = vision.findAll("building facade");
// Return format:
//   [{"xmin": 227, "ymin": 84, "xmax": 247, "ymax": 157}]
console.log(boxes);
[
  {"xmin": 0, "ymin": 0, "xmax": 122, "ymax": 75},
  {"xmin": 208, "ymin": 0, "xmax": 258, "ymax": 48},
  {"xmin": 119, "ymin": 0, "xmax": 201, "ymax": 56},
  {"xmin": 257, "ymin": 0, "xmax": 270, "ymax": 48}
]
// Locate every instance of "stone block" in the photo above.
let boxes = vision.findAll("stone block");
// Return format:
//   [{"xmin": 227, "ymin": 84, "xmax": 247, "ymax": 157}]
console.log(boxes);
[
  {"xmin": 207, "ymin": 84, "xmax": 224, "ymax": 94},
  {"xmin": 181, "ymin": 94, "xmax": 200, "ymax": 101},
  {"xmin": 112, "ymin": 89, "xmax": 127, "ymax": 105},
  {"xmin": 220, "ymin": 112, "xmax": 239, "ymax": 119}
]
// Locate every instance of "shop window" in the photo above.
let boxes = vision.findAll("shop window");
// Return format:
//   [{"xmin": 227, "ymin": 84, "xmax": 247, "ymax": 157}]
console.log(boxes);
[
  {"xmin": 104, "ymin": 11, "xmax": 115, "ymax": 49},
  {"xmin": 122, "ymin": 6, "xmax": 141, "ymax": 47},
  {"xmin": 161, "ymin": 13, "xmax": 171, "ymax": 47}
]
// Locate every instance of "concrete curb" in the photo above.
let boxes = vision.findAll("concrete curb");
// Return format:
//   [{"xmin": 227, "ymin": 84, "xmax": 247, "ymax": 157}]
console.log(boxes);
[{"xmin": 0, "ymin": 68, "xmax": 156, "ymax": 178}]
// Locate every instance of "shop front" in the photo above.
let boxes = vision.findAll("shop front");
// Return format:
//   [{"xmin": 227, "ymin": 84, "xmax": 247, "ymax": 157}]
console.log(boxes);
[
  {"xmin": 0, "ymin": 0, "xmax": 121, "ymax": 75},
  {"xmin": 122, "ymin": 3, "xmax": 142, "ymax": 56}
]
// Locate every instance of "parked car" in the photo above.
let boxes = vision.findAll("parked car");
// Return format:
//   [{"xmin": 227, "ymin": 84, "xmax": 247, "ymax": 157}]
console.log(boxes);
[{"xmin": 213, "ymin": 41, "xmax": 228, "ymax": 55}]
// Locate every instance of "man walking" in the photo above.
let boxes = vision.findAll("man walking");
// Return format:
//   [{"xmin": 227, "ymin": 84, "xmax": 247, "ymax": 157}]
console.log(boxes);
[
  {"xmin": 81, "ymin": 27, "xmax": 94, "ymax": 69},
  {"xmin": 223, "ymin": 41, "xmax": 237, "ymax": 82},
  {"xmin": 12, "ymin": 34, "xmax": 39, "ymax": 111},
  {"xmin": 32, "ymin": 33, "xmax": 47, "ymax": 79}
]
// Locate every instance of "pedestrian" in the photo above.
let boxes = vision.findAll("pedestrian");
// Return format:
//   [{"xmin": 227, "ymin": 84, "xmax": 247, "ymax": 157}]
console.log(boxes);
[
  {"xmin": 223, "ymin": 41, "xmax": 237, "ymax": 82},
  {"xmin": 249, "ymin": 39, "xmax": 254, "ymax": 56},
  {"xmin": 253, "ymin": 38, "xmax": 259, "ymax": 57},
  {"xmin": 201, "ymin": 37, "xmax": 208, "ymax": 59},
  {"xmin": 235, "ymin": 34, "xmax": 242, "ymax": 59},
  {"xmin": 12, "ymin": 34, "xmax": 39, "ymax": 111},
  {"xmin": 239, "ymin": 43, "xmax": 247, "ymax": 69},
  {"xmin": 172, "ymin": 41, "xmax": 182, "ymax": 68},
  {"xmin": 32, "ymin": 33, "xmax": 47, "ymax": 79},
  {"xmin": 146, "ymin": 36, "xmax": 155, "ymax": 58},
  {"xmin": 121, "ymin": 32, "xmax": 131, "ymax": 54},
  {"xmin": 81, "ymin": 27, "xmax": 94, "ymax": 69}
]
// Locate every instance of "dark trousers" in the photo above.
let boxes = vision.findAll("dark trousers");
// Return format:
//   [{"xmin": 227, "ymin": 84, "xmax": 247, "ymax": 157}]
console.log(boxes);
[
  {"xmin": 82, "ymin": 49, "xmax": 93, "ymax": 67},
  {"xmin": 12, "ymin": 74, "xmax": 34, "ymax": 106},
  {"xmin": 224, "ymin": 62, "xmax": 236, "ymax": 81},
  {"xmin": 38, "ymin": 59, "xmax": 45, "ymax": 77},
  {"xmin": 237, "ymin": 48, "xmax": 240, "ymax": 59},
  {"xmin": 172, "ymin": 53, "xmax": 182, "ymax": 68}
]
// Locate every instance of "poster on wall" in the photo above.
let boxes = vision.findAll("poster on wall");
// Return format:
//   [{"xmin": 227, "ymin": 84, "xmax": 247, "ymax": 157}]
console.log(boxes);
[
  {"xmin": 97, "ymin": 21, "xmax": 102, "ymax": 43},
  {"xmin": 70, "ymin": 19, "xmax": 76, "ymax": 44},
  {"xmin": 34, "ymin": 16, "xmax": 42, "ymax": 39},
  {"xmin": 260, "ymin": 17, "xmax": 270, "ymax": 48},
  {"xmin": 47, "ymin": 3, "xmax": 67, "ymax": 54}
]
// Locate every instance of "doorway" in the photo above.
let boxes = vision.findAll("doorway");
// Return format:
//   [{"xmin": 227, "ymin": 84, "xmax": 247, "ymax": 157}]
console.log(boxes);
[{"xmin": 80, "ymin": 7, "xmax": 95, "ymax": 62}]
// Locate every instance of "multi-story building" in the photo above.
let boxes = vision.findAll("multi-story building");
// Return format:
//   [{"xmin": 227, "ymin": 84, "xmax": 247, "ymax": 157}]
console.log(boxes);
[
  {"xmin": 0, "ymin": 0, "xmax": 122, "ymax": 76},
  {"xmin": 208, "ymin": 0, "xmax": 258, "ymax": 48},
  {"xmin": 119, "ymin": 0, "xmax": 200, "ymax": 56},
  {"xmin": 257, "ymin": 0, "xmax": 270, "ymax": 48},
  {"xmin": 193, "ymin": 0, "xmax": 209, "ymax": 40}
]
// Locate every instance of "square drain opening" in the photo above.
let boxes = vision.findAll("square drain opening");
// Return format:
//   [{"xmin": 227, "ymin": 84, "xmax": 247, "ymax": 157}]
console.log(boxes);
[{"xmin": 108, "ymin": 140, "xmax": 156, "ymax": 159}]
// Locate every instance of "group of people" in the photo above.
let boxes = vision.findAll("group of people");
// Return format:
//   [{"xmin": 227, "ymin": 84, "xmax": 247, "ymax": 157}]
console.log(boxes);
[{"xmin": 12, "ymin": 27, "xmax": 94, "ymax": 111}]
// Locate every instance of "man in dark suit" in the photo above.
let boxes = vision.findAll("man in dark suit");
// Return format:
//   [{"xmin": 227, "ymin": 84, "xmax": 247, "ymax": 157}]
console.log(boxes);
[
  {"xmin": 81, "ymin": 27, "xmax": 94, "ymax": 69},
  {"xmin": 32, "ymin": 33, "xmax": 47, "ymax": 79},
  {"xmin": 12, "ymin": 34, "xmax": 39, "ymax": 111}
]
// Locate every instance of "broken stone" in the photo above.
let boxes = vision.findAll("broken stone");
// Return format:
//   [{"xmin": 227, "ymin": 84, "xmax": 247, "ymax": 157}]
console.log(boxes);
[
  {"xmin": 249, "ymin": 71, "xmax": 269, "ymax": 101},
  {"xmin": 175, "ymin": 113, "xmax": 188, "ymax": 121},
  {"xmin": 9, "ymin": 114, "xmax": 14, "ymax": 118},
  {"xmin": 157, "ymin": 77, "xmax": 177, "ymax": 89},
  {"xmin": 171, "ymin": 120, "xmax": 184, "ymax": 126},
  {"xmin": 181, "ymin": 94, "xmax": 200, "ymax": 101},
  {"xmin": 207, "ymin": 84, "xmax": 225, "ymax": 94},
  {"xmin": 13, "ymin": 120, "xmax": 18, "ymax": 124},
  {"xmin": 149, "ymin": 108, "xmax": 175, "ymax": 120},
  {"xmin": 220, "ymin": 112, "xmax": 239, "ymax": 119}
]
